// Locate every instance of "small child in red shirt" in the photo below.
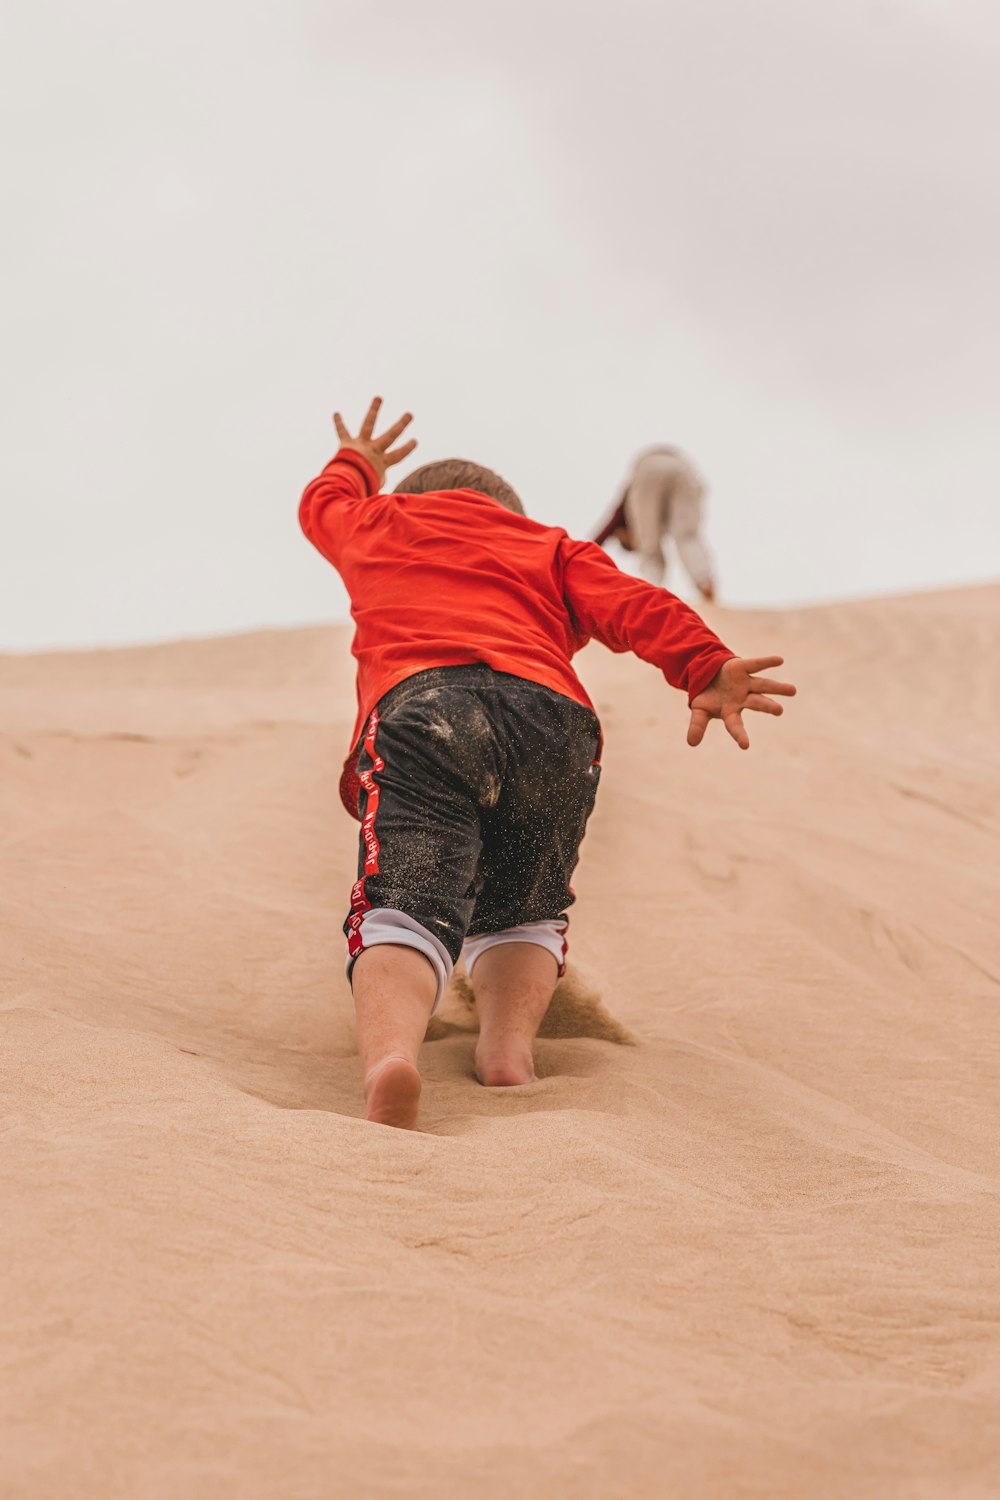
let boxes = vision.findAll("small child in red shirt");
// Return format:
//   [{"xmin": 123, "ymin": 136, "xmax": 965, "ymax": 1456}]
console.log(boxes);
[{"xmin": 299, "ymin": 398, "xmax": 795, "ymax": 1129}]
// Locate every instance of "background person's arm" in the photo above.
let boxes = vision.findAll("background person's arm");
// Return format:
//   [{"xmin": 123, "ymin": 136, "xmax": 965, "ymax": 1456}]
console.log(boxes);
[
  {"xmin": 668, "ymin": 486, "xmax": 716, "ymax": 601},
  {"xmin": 592, "ymin": 497, "xmax": 630, "ymax": 548}
]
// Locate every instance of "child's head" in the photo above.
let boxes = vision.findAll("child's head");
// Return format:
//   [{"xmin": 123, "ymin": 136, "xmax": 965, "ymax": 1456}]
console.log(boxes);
[{"xmin": 394, "ymin": 459, "xmax": 525, "ymax": 516}]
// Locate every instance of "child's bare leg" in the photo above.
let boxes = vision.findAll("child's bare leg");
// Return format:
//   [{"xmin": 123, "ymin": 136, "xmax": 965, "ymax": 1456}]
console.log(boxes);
[
  {"xmin": 473, "ymin": 943, "xmax": 559, "ymax": 1086},
  {"xmin": 352, "ymin": 946, "xmax": 437, "ymax": 1128}
]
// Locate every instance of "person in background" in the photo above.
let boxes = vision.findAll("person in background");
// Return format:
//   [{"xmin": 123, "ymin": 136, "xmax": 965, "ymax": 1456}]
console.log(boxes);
[{"xmin": 595, "ymin": 445, "xmax": 717, "ymax": 602}]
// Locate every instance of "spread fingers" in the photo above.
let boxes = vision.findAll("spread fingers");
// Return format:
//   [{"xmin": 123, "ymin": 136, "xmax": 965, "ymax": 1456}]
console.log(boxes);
[
  {"xmin": 359, "ymin": 396, "xmax": 383, "ymax": 439},
  {"xmin": 747, "ymin": 676, "xmax": 796, "ymax": 696},
  {"xmin": 745, "ymin": 693, "xmax": 783, "ymax": 715},
  {"xmin": 375, "ymin": 411, "xmax": 414, "ymax": 449}
]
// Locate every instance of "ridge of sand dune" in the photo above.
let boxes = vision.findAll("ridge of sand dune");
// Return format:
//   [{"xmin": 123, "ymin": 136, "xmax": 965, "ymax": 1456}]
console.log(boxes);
[{"xmin": 3, "ymin": 585, "xmax": 999, "ymax": 1499}]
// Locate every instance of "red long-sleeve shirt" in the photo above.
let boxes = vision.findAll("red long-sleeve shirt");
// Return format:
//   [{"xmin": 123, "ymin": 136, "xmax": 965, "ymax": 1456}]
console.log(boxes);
[{"xmin": 299, "ymin": 448, "xmax": 734, "ymax": 817}]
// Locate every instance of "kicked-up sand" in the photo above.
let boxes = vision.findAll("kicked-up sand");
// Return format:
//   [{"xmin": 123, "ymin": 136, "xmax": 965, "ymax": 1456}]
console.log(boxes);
[{"xmin": 2, "ymin": 585, "xmax": 999, "ymax": 1498}]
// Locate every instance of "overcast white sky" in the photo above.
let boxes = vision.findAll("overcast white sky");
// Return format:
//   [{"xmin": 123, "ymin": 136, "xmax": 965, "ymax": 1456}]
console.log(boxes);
[{"xmin": 2, "ymin": 0, "xmax": 998, "ymax": 650}]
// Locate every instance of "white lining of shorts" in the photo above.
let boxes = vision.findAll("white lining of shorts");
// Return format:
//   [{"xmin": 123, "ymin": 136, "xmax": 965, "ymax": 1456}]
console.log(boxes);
[
  {"xmin": 345, "ymin": 908, "xmax": 452, "ymax": 1013},
  {"xmin": 462, "ymin": 921, "xmax": 568, "ymax": 979}
]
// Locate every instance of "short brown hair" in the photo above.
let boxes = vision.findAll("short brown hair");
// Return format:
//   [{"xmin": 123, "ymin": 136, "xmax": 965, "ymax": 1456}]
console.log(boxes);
[{"xmin": 393, "ymin": 458, "xmax": 525, "ymax": 515}]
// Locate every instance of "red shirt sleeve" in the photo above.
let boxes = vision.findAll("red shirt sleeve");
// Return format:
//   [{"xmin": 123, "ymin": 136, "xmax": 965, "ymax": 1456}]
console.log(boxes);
[
  {"xmin": 560, "ymin": 538, "xmax": 734, "ymax": 702},
  {"xmin": 299, "ymin": 447, "xmax": 381, "ymax": 562}
]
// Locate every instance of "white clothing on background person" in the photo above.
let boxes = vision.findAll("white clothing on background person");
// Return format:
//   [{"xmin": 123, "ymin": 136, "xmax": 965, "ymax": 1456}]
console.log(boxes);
[{"xmin": 623, "ymin": 447, "xmax": 714, "ymax": 592}]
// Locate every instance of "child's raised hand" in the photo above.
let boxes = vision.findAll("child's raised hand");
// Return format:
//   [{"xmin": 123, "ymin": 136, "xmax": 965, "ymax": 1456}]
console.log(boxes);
[
  {"xmin": 333, "ymin": 397, "xmax": 417, "ymax": 485},
  {"xmin": 687, "ymin": 656, "xmax": 796, "ymax": 751}
]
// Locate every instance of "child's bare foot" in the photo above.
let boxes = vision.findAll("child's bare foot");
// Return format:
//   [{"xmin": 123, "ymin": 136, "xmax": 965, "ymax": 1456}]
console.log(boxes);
[
  {"xmin": 364, "ymin": 1055, "xmax": 422, "ymax": 1128},
  {"xmin": 474, "ymin": 1047, "xmax": 536, "ymax": 1088}
]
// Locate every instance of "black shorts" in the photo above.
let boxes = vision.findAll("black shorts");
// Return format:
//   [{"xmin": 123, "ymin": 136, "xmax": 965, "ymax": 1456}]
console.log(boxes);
[{"xmin": 344, "ymin": 665, "xmax": 602, "ymax": 968}]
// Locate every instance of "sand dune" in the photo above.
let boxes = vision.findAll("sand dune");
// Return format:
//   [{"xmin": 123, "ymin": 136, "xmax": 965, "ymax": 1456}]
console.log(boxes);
[{"xmin": 3, "ymin": 585, "xmax": 999, "ymax": 1498}]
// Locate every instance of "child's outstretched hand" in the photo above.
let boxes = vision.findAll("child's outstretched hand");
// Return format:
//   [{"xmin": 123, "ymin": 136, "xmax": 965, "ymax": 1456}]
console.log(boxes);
[
  {"xmin": 333, "ymin": 397, "xmax": 416, "ymax": 486},
  {"xmin": 687, "ymin": 656, "xmax": 796, "ymax": 751}
]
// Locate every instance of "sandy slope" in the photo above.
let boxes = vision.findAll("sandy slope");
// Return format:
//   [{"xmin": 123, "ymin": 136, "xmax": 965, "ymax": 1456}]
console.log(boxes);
[{"xmin": 2, "ymin": 585, "xmax": 999, "ymax": 1499}]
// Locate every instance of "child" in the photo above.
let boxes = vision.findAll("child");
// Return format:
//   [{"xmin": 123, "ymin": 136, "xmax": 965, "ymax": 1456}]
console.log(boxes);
[
  {"xmin": 299, "ymin": 398, "xmax": 795, "ymax": 1129},
  {"xmin": 595, "ymin": 444, "xmax": 717, "ymax": 601}
]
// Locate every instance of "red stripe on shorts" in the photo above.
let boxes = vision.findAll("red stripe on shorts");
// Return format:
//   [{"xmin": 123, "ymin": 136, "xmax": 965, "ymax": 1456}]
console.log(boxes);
[
  {"xmin": 557, "ymin": 917, "xmax": 568, "ymax": 978},
  {"xmin": 346, "ymin": 709, "xmax": 383, "ymax": 960}
]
